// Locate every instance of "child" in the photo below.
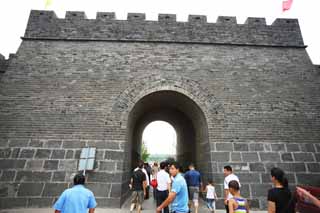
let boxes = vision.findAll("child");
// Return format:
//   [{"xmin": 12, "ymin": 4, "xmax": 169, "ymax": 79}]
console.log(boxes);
[
  {"xmin": 228, "ymin": 180, "xmax": 250, "ymax": 213},
  {"xmin": 204, "ymin": 180, "xmax": 217, "ymax": 212}
]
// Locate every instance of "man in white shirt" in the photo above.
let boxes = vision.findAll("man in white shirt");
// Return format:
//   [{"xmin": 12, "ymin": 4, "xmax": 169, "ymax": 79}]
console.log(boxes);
[
  {"xmin": 223, "ymin": 165, "xmax": 240, "ymax": 213},
  {"xmin": 156, "ymin": 161, "xmax": 171, "ymax": 213}
]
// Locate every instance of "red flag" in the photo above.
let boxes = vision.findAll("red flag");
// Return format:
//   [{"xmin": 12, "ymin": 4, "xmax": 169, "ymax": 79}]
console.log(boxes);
[{"xmin": 282, "ymin": 0, "xmax": 293, "ymax": 12}]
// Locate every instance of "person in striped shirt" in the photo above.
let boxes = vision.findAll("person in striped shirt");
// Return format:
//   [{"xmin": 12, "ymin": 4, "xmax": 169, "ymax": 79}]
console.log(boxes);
[{"xmin": 227, "ymin": 180, "xmax": 250, "ymax": 213}]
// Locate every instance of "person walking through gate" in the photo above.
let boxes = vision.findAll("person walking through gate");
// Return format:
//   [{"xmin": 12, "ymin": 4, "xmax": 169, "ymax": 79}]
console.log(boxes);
[
  {"xmin": 184, "ymin": 163, "xmax": 202, "ymax": 213},
  {"xmin": 224, "ymin": 165, "xmax": 241, "ymax": 213},
  {"xmin": 267, "ymin": 167, "xmax": 294, "ymax": 213},
  {"xmin": 228, "ymin": 180, "xmax": 250, "ymax": 213},
  {"xmin": 152, "ymin": 162, "xmax": 159, "ymax": 199},
  {"xmin": 53, "ymin": 174, "xmax": 97, "ymax": 213},
  {"xmin": 156, "ymin": 161, "xmax": 171, "ymax": 213},
  {"xmin": 204, "ymin": 180, "xmax": 218, "ymax": 213},
  {"xmin": 156, "ymin": 161, "xmax": 189, "ymax": 213},
  {"xmin": 130, "ymin": 160, "xmax": 147, "ymax": 213}
]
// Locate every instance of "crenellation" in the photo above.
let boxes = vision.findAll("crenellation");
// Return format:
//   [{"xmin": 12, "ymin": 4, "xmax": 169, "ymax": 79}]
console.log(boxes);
[
  {"xmin": 96, "ymin": 12, "xmax": 116, "ymax": 20},
  {"xmin": 65, "ymin": 11, "xmax": 87, "ymax": 20},
  {"xmin": 127, "ymin": 13, "xmax": 146, "ymax": 21},
  {"xmin": 23, "ymin": 10, "xmax": 305, "ymax": 47},
  {"xmin": 0, "ymin": 54, "xmax": 8, "ymax": 73},
  {"xmin": 158, "ymin": 14, "xmax": 176, "ymax": 23},
  {"xmin": 244, "ymin": 17, "xmax": 266, "ymax": 25},
  {"xmin": 188, "ymin": 15, "xmax": 207, "ymax": 24},
  {"xmin": 216, "ymin": 16, "xmax": 237, "ymax": 25}
]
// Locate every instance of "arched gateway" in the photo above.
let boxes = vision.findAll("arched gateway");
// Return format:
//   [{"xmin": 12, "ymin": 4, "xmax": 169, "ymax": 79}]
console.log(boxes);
[{"xmin": 0, "ymin": 10, "xmax": 319, "ymax": 210}]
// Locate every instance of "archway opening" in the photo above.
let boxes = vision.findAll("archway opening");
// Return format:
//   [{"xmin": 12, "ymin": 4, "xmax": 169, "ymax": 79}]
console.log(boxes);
[
  {"xmin": 121, "ymin": 90, "xmax": 212, "ymax": 204},
  {"xmin": 142, "ymin": 121, "xmax": 177, "ymax": 162}
]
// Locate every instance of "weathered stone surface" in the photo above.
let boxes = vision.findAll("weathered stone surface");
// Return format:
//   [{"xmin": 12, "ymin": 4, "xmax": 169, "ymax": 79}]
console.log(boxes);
[
  {"xmin": 293, "ymin": 153, "xmax": 315, "ymax": 162},
  {"xmin": 0, "ymin": 160, "xmax": 26, "ymax": 169},
  {"xmin": 211, "ymin": 152, "xmax": 230, "ymax": 162},
  {"xmin": 16, "ymin": 171, "xmax": 52, "ymax": 182},
  {"xmin": 0, "ymin": 171, "xmax": 16, "ymax": 181},
  {"xmin": 234, "ymin": 143, "xmax": 249, "ymax": 151},
  {"xmin": 35, "ymin": 149, "xmax": 51, "ymax": 159},
  {"xmin": 281, "ymin": 153, "xmax": 294, "ymax": 162},
  {"xmin": 216, "ymin": 143, "xmax": 233, "ymax": 151},
  {"xmin": 51, "ymin": 150, "xmax": 65, "ymax": 159},
  {"xmin": 242, "ymin": 152, "xmax": 259, "ymax": 162},
  {"xmin": 44, "ymin": 160, "xmax": 59, "ymax": 170},
  {"xmin": 17, "ymin": 183, "xmax": 44, "ymax": 196},
  {"xmin": 42, "ymin": 183, "xmax": 68, "ymax": 197},
  {"xmin": 259, "ymin": 153, "xmax": 280, "ymax": 162}
]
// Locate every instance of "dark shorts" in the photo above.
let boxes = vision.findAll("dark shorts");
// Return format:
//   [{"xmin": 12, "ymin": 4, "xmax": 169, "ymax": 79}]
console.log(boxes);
[{"xmin": 131, "ymin": 191, "xmax": 144, "ymax": 205}]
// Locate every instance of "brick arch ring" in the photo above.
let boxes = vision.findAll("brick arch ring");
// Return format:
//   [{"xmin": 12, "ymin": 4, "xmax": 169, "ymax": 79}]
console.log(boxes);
[{"xmin": 108, "ymin": 74, "xmax": 223, "ymax": 129}]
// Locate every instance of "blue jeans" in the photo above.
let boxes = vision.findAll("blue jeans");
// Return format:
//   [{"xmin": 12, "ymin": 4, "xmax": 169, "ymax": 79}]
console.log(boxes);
[{"xmin": 207, "ymin": 198, "xmax": 215, "ymax": 210}]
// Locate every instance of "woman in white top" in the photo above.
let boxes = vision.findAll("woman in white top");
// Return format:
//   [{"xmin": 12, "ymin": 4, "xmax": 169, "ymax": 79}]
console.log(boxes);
[{"xmin": 205, "ymin": 180, "xmax": 218, "ymax": 213}]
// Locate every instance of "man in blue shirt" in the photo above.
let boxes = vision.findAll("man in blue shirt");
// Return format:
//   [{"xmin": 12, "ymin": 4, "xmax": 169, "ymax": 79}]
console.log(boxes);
[
  {"xmin": 156, "ymin": 161, "xmax": 189, "ymax": 213},
  {"xmin": 53, "ymin": 174, "xmax": 97, "ymax": 213},
  {"xmin": 184, "ymin": 163, "xmax": 202, "ymax": 213}
]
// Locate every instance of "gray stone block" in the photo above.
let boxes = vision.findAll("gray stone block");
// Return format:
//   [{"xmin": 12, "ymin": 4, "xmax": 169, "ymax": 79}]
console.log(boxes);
[
  {"xmin": 99, "ymin": 161, "xmax": 116, "ymax": 171},
  {"xmin": 86, "ymin": 183, "xmax": 111, "ymax": 197},
  {"xmin": 271, "ymin": 144, "xmax": 285, "ymax": 151},
  {"xmin": 0, "ymin": 183, "xmax": 19, "ymax": 197},
  {"xmin": 62, "ymin": 140, "xmax": 86, "ymax": 148},
  {"xmin": 237, "ymin": 173, "xmax": 260, "ymax": 183},
  {"xmin": 8, "ymin": 139, "xmax": 28, "ymax": 147},
  {"xmin": 307, "ymin": 163, "xmax": 320, "ymax": 173},
  {"xmin": 27, "ymin": 198, "xmax": 54, "ymax": 207},
  {"xmin": 293, "ymin": 153, "xmax": 315, "ymax": 162},
  {"xmin": 44, "ymin": 140, "xmax": 62, "ymax": 148},
  {"xmin": 300, "ymin": 143, "xmax": 316, "ymax": 152},
  {"xmin": 286, "ymin": 143, "xmax": 300, "ymax": 152},
  {"xmin": 17, "ymin": 183, "xmax": 44, "ymax": 196},
  {"xmin": 216, "ymin": 143, "xmax": 233, "ymax": 151},
  {"xmin": 44, "ymin": 160, "xmax": 59, "ymax": 170},
  {"xmin": 42, "ymin": 183, "xmax": 68, "ymax": 196},
  {"xmin": 25, "ymin": 160, "xmax": 43, "ymax": 170},
  {"xmin": 29, "ymin": 140, "xmax": 43, "ymax": 148},
  {"xmin": 234, "ymin": 143, "xmax": 249, "ymax": 151},
  {"xmin": 251, "ymin": 184, "xmax": 272, "ymax": 197},
  {"xmin": 277, "ymin": 163, "xmax": 306, "ymax": 173},
  {"xmin": 110, "ymin": 183, "xmax": 121, "ymax": 198},
  {"xmin": 259, "ymin": 152, "xmax": 281, "ymax": 162},
  {"xmin": 35, "ymin": 149, "xmax": 51, "ymax": 159},
  {"xmin": 52, "ymin": 171, "xmax": 66, "ymax": 182},
  {"xmin": 104, "ymin": 151, "xmax": 125, "ymax": 161},
  {"xmin": 11, "ymin": 148, "xmax": 20, "ymax": 158},
  {"xmin": 249, "ymin": 143, "xmax": 264, "ymax": 151},
  {"xmin": 315, "ymin": 153, "xmax": 320, "ymax": 161},
  {"xmin": 248, "ymin": 199, "xmax": 260, "ymax": 209},
  {"xmin": 0, "ymin": 198, "xmax": 27, "ymax": 209},
  {"xmin": 231, "ymin": 152, "xmax": 242, "ymax": 162},
  {"xmin": 211, "ymin": 152, "xmax": 230, "ymax": 162},
  {"xmin": 51, "ymin": 149, "xmax": 65, "ymax": 159},
  {"xmin": 16, "ymin": 171, "xmax": 52, "ymax": 182},
  {"xmin": 0, "ymin": 148, "xmax": 11, "ymax": 158},
  {"xmin": 65, "ymin": 150, "xmax": 74, "ymax": 159},
  {"xmin": 281, "ymin": 153, "xmax": 294, "ymax": 162},
  {"xmin": 239, "ymin": 184, "xmax": 251, "ymax": 197},
  {"xmin": 0, "ymin": 171, "xmax": 16, "ymax": 181},
  {"xmin": 58, "ymin": 160, "xmax": 77, "ymax": 171},
  {"xmin": 19, "ymin": 149, "xmax": 35, "ymax": 158},
  {"xmin": 0, "ymin": 159, "xmax": 26, "ymax": 169},
  {"xmin": 249, "ymin": 163, "xmax": 265, "ymax": 172},
  {"xmin": 242, "ymin": 152, "xmax": 259, "ymax": 162}
]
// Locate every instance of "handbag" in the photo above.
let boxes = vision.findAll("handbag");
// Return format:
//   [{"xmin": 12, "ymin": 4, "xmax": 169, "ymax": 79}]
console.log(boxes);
[{"xmin": 150, "ymin": 178, "xmax": 158, "ymax": 188}]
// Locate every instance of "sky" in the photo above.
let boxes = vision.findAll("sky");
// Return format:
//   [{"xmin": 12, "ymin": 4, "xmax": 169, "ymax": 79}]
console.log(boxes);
[
  {"xmin": 142, "ymin": 121, "xmax": 177, "ymax": 155},
  {"xmin": 0, "ymin": 0, "xmax": 319, "ymax": 64}
]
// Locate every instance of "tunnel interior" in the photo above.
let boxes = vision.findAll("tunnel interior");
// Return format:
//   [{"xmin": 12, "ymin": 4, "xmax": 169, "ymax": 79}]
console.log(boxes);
[{"xmin": 125, "ymin": 91, "xmax": 211, "ymax": 179}]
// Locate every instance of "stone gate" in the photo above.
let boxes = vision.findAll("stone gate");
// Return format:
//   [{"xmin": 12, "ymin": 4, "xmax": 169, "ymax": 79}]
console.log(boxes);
[{"xmin": 0, "ymin": 10, "xmax": 319, "ymax": 209}]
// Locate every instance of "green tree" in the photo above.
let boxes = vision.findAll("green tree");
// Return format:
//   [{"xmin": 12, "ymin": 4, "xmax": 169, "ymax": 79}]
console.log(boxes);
[{"xmin": 141, "ymin": 140, "xmax": 150, "ymax": 162}]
